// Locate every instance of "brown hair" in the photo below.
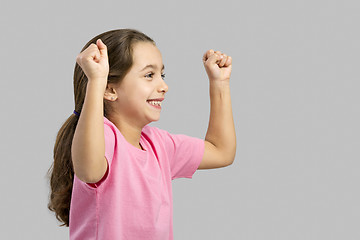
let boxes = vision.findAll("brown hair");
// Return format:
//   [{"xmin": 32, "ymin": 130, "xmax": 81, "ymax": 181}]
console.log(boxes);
[{"xmin": 47, "ymin": 29, "xmax": 155, "ymax": 226}]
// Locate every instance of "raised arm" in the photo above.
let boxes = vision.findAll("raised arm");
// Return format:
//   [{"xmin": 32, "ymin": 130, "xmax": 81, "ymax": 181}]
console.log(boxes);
[
  {"xmin": 71, "ymin": 39, "xmax": 109, "ymax": 183},
  {"xmin": 198, "ymin": 50, "xmax": 236, "ymax": 169}
]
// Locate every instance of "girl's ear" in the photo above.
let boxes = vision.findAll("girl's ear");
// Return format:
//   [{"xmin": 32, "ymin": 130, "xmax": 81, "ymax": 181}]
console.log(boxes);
[{"xmin": 104, "ymin": 85, "xmax": 117, "ymax": 101}]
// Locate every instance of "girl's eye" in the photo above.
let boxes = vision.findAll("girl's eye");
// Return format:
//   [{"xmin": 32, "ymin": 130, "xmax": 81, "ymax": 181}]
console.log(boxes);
[
  {"xmin": 145, "ymin": 72, "xmax": 166, "ymax": 80},
  {"xmin": 145, "ymin": 72, "xmax": 154, "ymax": 79}
]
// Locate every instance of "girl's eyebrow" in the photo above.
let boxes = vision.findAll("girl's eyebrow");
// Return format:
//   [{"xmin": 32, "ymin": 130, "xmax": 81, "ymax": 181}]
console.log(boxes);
[{"xmin": 140, "ymin": 64, "xmax": 165, "ymax": 72}]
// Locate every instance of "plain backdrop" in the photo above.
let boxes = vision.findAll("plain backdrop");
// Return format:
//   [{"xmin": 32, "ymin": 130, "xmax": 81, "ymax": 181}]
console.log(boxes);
[{"xmin": 0, "ymin": 0, "xmax": 359, "ymax": 239}]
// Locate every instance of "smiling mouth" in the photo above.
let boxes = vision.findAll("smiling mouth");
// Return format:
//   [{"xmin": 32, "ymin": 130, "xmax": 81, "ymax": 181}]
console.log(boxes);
[
  {"xmin": 147, "ymin": 100, "xmax": 162, "ymax": 107},
  {"xmin": 146, "ymin": 98, "xmax": 164, "ymax": 109}
]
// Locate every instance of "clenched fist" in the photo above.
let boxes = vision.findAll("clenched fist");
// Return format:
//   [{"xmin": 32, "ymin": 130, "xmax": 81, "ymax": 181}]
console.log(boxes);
[
  {"xmin": 203, "ymin": 49, "xmax": 232, "ymax": 82},
  {"xmin": 76, "ymin": 39, "xmax": 109, "ymax": 86}
]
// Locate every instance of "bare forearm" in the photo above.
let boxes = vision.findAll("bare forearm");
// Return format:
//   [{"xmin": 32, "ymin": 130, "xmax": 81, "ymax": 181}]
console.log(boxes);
[
  {"xmin": 71, "ymin": 80, "xmax": 106, "ymax": 181},
  {"xmin": 205, "ymin": 81, "xmax": 236, "ymax": 161}
]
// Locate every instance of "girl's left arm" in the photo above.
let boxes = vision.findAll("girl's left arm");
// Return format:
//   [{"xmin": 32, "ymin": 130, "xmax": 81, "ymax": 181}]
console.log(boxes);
[{"xmin": 198, "ymin": 49, "xmax": 236, "ymax": 169}]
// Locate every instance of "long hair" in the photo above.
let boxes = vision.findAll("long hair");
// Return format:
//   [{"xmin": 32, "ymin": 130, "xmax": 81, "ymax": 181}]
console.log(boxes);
[{"xmin": 47, "ymin": 29, "xmax": 155, "ymax": 226}]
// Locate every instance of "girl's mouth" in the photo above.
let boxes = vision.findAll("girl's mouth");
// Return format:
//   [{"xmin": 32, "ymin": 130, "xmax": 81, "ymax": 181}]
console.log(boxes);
[{"xmin": 147, "ymin": 100, "xmax": 162, "ymax": 109}]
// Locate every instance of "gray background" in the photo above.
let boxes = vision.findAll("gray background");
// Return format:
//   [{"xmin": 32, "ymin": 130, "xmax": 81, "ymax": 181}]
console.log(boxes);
[{"xmin": 0, "ymin": 0, "xmax": 359, "ymax": 239}]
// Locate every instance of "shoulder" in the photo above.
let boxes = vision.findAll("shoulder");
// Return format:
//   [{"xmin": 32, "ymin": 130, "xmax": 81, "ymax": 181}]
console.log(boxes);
[
  {"xmin": 142, "ymin": 125, "xmax": 197, "ymax": 148},
  {"xmin": 103, "ymin": 117, "xmax": 121, "ymax": 149},
  {"xmin": 142, "ymin": 124, "xmax": 167, "ymax": 135},
  {"xmin": 141, "ymin": 124, "xmax": 170, "ymax": 141},
  {"xmin": 103, "ymin": 117, "xmax": 117, "ymax": 136}
]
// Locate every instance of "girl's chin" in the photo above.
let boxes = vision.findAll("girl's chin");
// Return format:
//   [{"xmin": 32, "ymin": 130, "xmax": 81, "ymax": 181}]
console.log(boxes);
[
  {"xmin": 144, "ymin": 114, "xmax": 161, "ymax": 124},
  {"xmin": 149, "ymin": 116, "xmax": 160, "ymax": 122}
]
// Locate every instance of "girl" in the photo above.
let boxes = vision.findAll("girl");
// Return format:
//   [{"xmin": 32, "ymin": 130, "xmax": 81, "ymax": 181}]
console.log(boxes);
[{"xmin": 48, "ymin": 29, "xmax": 236, "ymax": 240}]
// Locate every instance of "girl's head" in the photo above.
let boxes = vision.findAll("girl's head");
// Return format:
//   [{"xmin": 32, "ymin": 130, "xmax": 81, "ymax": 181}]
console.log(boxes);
[
  {"xmin": 104, "ymin": 40, "xmax": 168, "ymax": 127},
  {"xmin": 74, "ymin": 29, "xmax": 167, "ymax": 122},
  {"xmin": 48, "ymin": 29, "xmax": 160, "ymax": 226}
]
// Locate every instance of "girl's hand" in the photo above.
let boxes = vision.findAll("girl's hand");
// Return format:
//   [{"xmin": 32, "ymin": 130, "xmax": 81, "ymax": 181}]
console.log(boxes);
[
  {"xmin": 202, "ymin": 49, "xmax": 232, "ymax": 82},
  {"xmin": 76, "ymin": 39, "xmax": 109, "ymax": 84}
]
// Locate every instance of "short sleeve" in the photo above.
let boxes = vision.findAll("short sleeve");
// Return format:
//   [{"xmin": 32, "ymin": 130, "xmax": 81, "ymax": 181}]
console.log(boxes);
[{"xmin": 161, "ymin": 131, "xmax": 205, "ymax": 180}]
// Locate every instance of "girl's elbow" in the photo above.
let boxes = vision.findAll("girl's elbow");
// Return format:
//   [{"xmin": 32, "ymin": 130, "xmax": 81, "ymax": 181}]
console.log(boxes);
[{"xmin": 227, "ymin": 147, "xmax": 237, "ymax": 166}]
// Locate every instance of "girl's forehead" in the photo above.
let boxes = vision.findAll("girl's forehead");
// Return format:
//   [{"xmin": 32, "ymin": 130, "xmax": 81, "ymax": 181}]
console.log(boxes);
[{"xmin": 132, "ymin": 42, "xmax": 163, "ymax": 69}]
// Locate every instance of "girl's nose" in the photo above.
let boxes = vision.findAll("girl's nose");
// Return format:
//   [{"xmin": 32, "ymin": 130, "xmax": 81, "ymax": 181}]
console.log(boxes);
[{"xmin": 159, "ymin": 79, "xmax": 169, "ymax": 93}]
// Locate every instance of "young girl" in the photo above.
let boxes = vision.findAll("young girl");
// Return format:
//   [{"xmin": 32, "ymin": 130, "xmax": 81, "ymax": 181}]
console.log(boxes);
[{"xmin": 48, "ymin": 29, "xmax": 236, "ymax": 240}]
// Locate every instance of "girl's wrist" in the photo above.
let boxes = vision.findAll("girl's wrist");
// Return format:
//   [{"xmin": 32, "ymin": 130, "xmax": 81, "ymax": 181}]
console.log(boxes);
[
  {"xmin": 86, "ymin": 80, "xmax": 107, "ymax": 95},
  {"xmin": 209, "ymin": 79, "xmax": 230, "ymax": 88}
]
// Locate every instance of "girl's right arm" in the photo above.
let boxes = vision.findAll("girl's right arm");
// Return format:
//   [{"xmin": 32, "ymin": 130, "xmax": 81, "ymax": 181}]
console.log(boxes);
[{"xmin": 71, "ymin": 39, "xmax": 110, "ymax": 183}]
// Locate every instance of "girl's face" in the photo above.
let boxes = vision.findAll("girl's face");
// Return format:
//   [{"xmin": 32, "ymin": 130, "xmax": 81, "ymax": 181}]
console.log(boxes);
[{"xmin": 109, "ymin": 42, "xmax": 168, "ymax": 127}]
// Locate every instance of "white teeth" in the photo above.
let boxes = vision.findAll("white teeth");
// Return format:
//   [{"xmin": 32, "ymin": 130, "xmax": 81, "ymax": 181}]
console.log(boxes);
[{"xmin": 147, "ymin": 100, "xmax": 162, "ymax": 106}]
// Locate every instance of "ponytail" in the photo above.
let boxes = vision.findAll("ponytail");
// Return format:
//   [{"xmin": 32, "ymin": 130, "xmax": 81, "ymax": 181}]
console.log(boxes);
[{"xmin": 47, "ymin": 114, "xmax": 78, "ymax": 226}]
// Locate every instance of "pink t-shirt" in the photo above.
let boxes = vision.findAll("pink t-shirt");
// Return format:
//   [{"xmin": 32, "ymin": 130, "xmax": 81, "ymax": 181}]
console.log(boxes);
[{"xmin": 69, "ymin": 117, "xmax": 204, "ymax": 240}]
